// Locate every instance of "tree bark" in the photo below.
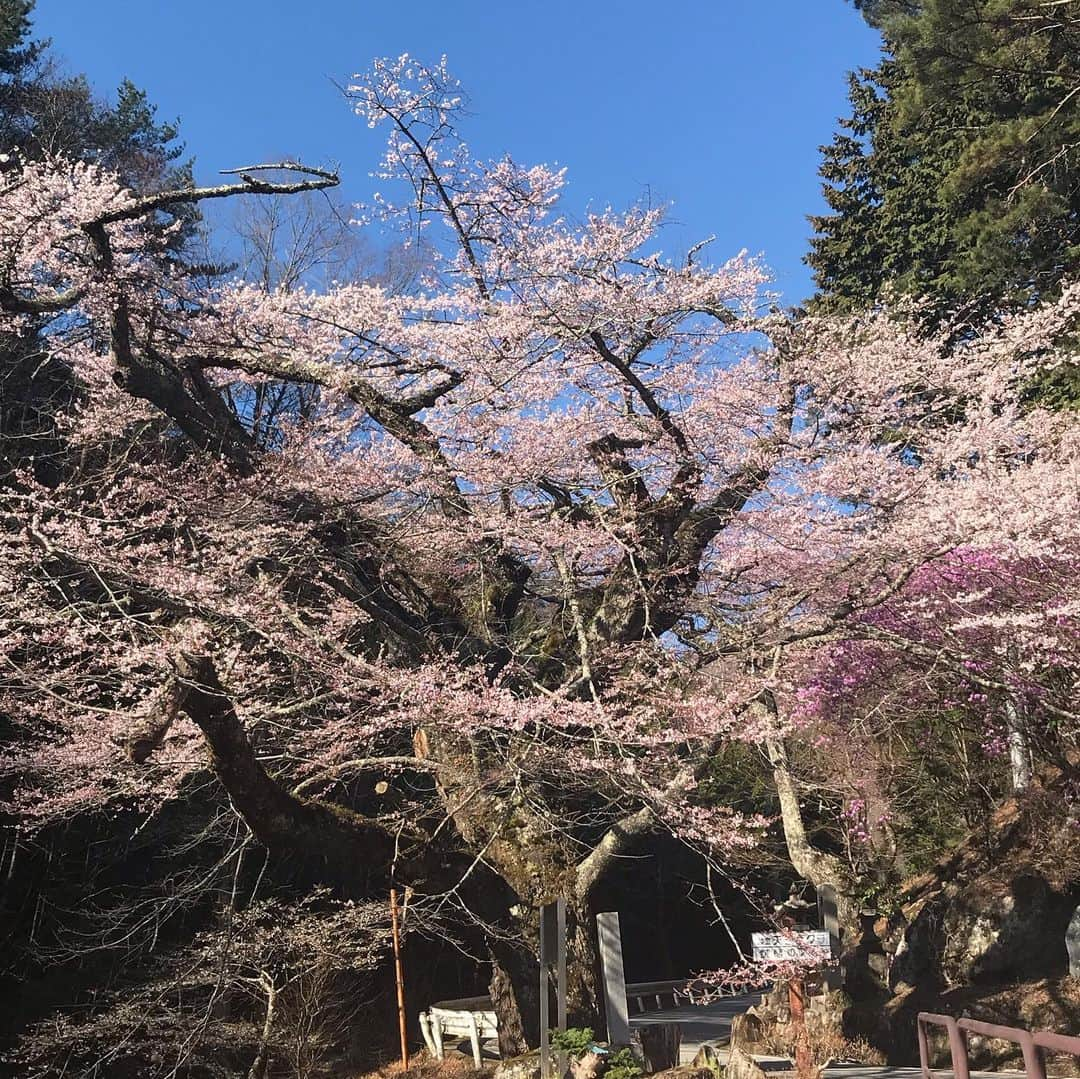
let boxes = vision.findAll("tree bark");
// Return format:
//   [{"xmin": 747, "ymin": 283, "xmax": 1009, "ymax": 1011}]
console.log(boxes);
[
  {"xmin": 489, "ymin": 940, "xmax": 540, "ymax": 1054},
  {"xmin": 575, "ymin": 806, "xmax": 656, "ymax": 902},
  {"xmin": 766, "ymin": 736, "xmax": 848, "ymax": 891},
  {"xmin": 565, "ymin": 900, "xmax": 602, "ymax": 1030},
  {"xmin": 1005, "ymin": 696, "xmax": 1032, "ymax": 791},
  {"xmin": 247, "ymin": 972, "xmax": 277, "ymax": 1079},
  {"xmin": 173, "ymin": 652, "xmax": 430, "ymax": 887}
]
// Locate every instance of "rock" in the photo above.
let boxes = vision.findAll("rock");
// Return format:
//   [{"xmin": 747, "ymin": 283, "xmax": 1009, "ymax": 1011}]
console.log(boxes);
[
  {"xmin": 892, "ymin": 872, "xmax": 1077, "ymax": 987},
  {"xmin": 726, "ymin": 1046, "xmax": 772, "ymax": 1079},
  {"xmin": 879, "ymin": 769, "xmax": 1080, "ymax": 994},
  {"xmin": 494, "ymin": 1054, "xmax": 540, "ymax": 1079},
  {"xmin": 570, "ymin": 1053, "xmax": 604, "ymax": 1079},
  {"xmin": 1067, "ymin": 905, "xmax": 1080, "ymax": 978},
  {"xmin": 730, "ymin": 1010, "xmax": 766, "ymax": 1052},
  {"xmin": 648, "ymin": 1069, "xmax": 712, "ymax": 1079},
  {"xmin": 691, "ymin": 1044, "xmax": 723, "ymax": 1071},
  {"xmin": 639, "ymin": 1023, "xmax": 681, "ymax": 1073},
  {"xmin": 733, "ymin": 983, "xmax": 847, "ymax": 1056}
]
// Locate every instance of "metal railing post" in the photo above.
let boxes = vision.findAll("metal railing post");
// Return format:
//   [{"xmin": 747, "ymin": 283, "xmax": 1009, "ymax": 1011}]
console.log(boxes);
[
  {"xmin": 917, "ymin": 1014, "xmax": 932, "ymax": 1079},
  {"xmin": 919, "ymin": 1011, "xmax": 1080, "ymax": 1079},
  {"xmin": 918, "ymin": 1013, "xmax": 970, "ymax": 1079},
  {"xmin": 959, "ymin": 1019, "xmax": 1046, "ymax": 1079}
]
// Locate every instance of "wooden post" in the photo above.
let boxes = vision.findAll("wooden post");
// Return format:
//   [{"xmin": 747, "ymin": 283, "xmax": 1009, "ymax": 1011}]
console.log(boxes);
[
  {"xmin": 390, "ymin": 888, "xmax": 409, "ymax": 1070},
  {"xmin": 639, "ymin": 1024, "xmax": 682, "ymax": 1071},
  {"xmin": 817, "ymin": 884, "xmax": 840, "ymax": 956},
  {"xmin": 540, "ymin": 899, "xmax": 567, "ymax": 1079},
  {"xmin": 789, "ymin": 976, "xmax": 812, "ymax": 1079},
  {"xmin": 596, "ymin": 912, "xmax": 630, "ymax": 1046},
  {"xmin": 556, "ymin": 900, "xmax": 567, "ymax": 1077}
]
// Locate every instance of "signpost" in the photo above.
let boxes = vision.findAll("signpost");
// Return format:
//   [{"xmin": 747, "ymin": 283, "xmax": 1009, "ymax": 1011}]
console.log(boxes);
[
  {"xmin": 751, "ymin": 929, "xmax": 830, "ymax": 1079},
  {"xmin": 751, "ymin": 930, "xmax": 832, "ymax": 962},
  {"xmin": 787, "ymin": 974, "xmax": 813, "ymax": 1079},
  {"xmin": 390, "ymin": 888, "xmax": 409, "ymax": 1070}
]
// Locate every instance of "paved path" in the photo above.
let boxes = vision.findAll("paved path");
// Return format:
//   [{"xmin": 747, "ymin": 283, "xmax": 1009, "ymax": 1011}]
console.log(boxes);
[
  {"xmin": 627, "ymin": 995, "xmax": 1039, "ymax": 1077},
  {"xmin": 457, "ymin": 991, "xmax": 1052, "ymax": 1077},
  {"xmin": 628, "ymin": 991, "xmax": 758, "ymax": 1065},
  {"xmin": 824, "ymin": 1069, "xmax": 1023, "ymax": 1079}
]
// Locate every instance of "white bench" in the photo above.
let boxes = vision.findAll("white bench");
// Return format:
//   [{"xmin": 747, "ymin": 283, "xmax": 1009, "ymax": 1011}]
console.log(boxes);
[
  {"xmin": 419, "ymin": 995, "xmax": 499, "ymax": 1067},
  {"xmin": 417, "ymin": 980, "xmax": 710, "ymax": 1066}
]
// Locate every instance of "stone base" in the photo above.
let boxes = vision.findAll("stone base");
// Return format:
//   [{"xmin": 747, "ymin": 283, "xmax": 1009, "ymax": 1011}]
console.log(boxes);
[{"xmin": 493, "ymin": 1054, "xmax": 541, "ymax": 1079}]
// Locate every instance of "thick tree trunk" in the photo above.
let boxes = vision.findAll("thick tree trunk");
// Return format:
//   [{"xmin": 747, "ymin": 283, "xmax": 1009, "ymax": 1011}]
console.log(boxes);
[
  {"xmin": 483, "ymin": 898, "xmax": 601, "ymax": 1049},
  {"xmin": 416, "ymin": 725, "xmax": 608, "ymax": 1038},
  {"xmin": 175, "ymin": 655, "xmax": 564, "ymax": 1052},
  {"xmin": 171, "ymin": 652, "xmax": 474, "ymax": 899},
  {"xmin": 565, "ymin": 901, "xmax": 602, "ymax": 1030},
  {"xmin": 489, "ymin": 940, "xmax": 540, "ymax": 1054}
]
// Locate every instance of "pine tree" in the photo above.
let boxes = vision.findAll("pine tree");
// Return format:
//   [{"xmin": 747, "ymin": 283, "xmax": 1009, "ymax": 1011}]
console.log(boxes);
[
  {"xmin": 0, "ymin": 0, "xmax": 38, "ymax": 77},
  {"xmin": 807, "ymin": 59, "xmax": 960, "ymax": 319},
  {"xmin": 808, "ymin": 0, "xmax": 1080, "ymax": 341}
]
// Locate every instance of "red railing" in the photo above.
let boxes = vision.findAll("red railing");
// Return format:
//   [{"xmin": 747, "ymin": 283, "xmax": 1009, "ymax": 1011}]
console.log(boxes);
[{"xmin": 918, "ymin": 1012, "xmax": 1080, "ymax": 1079}]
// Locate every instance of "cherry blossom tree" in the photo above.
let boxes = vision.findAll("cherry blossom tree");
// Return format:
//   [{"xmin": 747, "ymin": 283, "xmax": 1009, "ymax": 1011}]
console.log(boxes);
[{"xmin": 2, "ymin": 54, "xmax": 1078, "ymax": 1055}]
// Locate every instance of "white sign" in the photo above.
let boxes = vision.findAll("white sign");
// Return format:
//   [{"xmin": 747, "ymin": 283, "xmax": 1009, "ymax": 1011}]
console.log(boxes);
[{"xmin": 751, "ymin": 930, "xmax": 832, "ymax": 963}]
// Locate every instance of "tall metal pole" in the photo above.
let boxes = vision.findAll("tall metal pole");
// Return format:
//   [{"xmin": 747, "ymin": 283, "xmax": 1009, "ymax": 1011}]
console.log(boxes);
[{"xmin": 390, "ymin": 888, "xmax": 409, "ymax": 1069}]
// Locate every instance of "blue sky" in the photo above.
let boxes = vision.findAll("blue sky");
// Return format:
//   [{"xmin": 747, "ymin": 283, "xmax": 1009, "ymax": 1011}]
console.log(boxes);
[{"xmin": 33, "ymin": 1, "xmax": 882, "ymax": 304}]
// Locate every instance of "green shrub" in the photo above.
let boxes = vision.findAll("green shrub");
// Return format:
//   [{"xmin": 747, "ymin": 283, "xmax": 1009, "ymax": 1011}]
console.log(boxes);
[
  {"xmin": 551, "ymin": 1027, "xmax": 595, "ymax": 1056},
  {"xmin": 604, "ymin": 1046, "xmax": 643, "ymax": 1079},
  {"xmin": 548, "ymin": 1029, "xmax": 643, "ymax": 1079}
]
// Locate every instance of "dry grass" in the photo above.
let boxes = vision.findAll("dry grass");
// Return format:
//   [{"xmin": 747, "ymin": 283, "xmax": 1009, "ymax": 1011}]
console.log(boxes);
[
  {"xmin": 354, "ymin": 1051, "xmax": 496, "ymax": 1079},
  {"xmin": 759, "ymin": 1024, "xmax": 886, "ymax": 1068}
]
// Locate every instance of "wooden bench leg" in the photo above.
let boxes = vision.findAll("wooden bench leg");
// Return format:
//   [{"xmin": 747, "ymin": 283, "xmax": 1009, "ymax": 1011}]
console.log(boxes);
[
  {"xmin": 467, "ymin": 1013, "xmax": 482, "ymax": 1068},
  {"xmin": 432, "ymin": 1016, "xmax": 444, "ymax": 1061},
  {"xmin": 419, "ymin": 1012, "xmax": 436, "ymax": 1058}
]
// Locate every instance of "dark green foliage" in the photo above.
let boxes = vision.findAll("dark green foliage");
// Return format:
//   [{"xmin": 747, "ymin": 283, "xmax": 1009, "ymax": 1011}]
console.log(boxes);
[
  {"xmin": 807, "ymin": 58, "xmax": 976, "ymax": 323},
  {"xmin": 605, "ymin": 1047, "xmax": 645, "ymax": 1079},
  {"xmin": 850, "ymin": 0, "xmax": 919, "ymax": 25},
  {"xmin": 17, "ymin": 73, "xmax": 189, "ymax": 186},
  {"xmin": 695, "ymin": 743, "xmax": 778, "ymax": 818},
  {"xmin": 551, "ymin": 1027, "xmax": 597, "ymax": 1054},
  {"xmin": 0, "ymin": 0, "xmax": 189, "ymax": 188},
  {"xmin": 884, "ymin": 708, "xmax": 1007, "ymax": 878},
  {"xmin": 0, "ymin": 0, "xmax": 39, "ymax": 78},
  {"xmin": 550, "ymin": 1030, "xmax": 644, "ymax": 1079},
  {"xmin": 809, "ymin": 0, "xmax": 1080, "ymax": 335}
]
